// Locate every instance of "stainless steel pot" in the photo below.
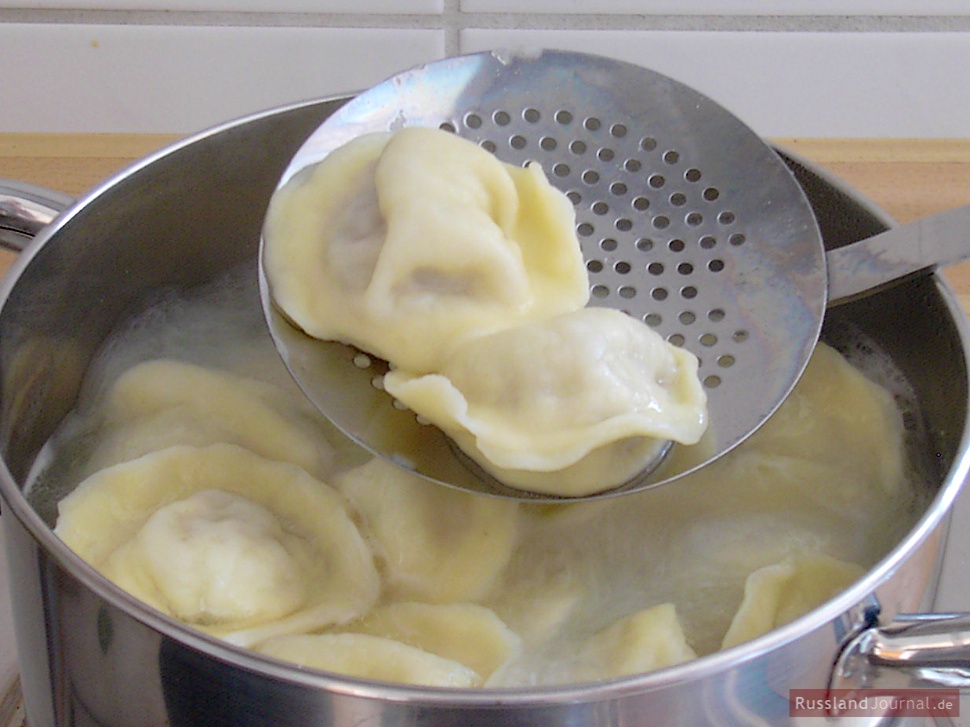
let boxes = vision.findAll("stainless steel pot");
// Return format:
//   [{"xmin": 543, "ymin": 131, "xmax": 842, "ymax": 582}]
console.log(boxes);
[{"xmin": 1, "ymin": 95, "xmax": 970, "ymax": 727}]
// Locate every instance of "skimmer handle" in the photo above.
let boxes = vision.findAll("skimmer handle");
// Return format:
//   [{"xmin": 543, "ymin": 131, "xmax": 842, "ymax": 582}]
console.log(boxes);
[{"xmin": 827, "ymin": 204, "xmax": 970, "ymax": 306}]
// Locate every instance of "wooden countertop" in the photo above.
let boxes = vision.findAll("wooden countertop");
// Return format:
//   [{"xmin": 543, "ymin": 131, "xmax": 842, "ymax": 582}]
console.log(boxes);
[{"xmin": 4, "ymin": 134, "xmax": 970, "ymax": 311}]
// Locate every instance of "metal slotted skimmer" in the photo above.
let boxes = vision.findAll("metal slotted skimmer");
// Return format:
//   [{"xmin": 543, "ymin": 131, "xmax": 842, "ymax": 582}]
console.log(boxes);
[{"xmin": 260, "ymin": 49, "xmax": 829, "ymax": 501}]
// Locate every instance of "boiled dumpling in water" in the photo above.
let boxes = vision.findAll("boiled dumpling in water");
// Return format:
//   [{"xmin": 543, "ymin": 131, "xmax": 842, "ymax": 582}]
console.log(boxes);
[
  {"xmin": 262, "ymin": 126, "xmax": 589, "ymax": 373},
  {"xmin": 54, "ymin": 444, "xmax": 380, "ymax": 647},
  {"xmin": 385, "ymin": 307, "xmax": 707, "ymax": 496},
  {"xmin": 336, "ymin": 457, "xmax": 520, "ymax": 603},
  {"xmin": 485, "ymin": 573, "xmax": 586, "ymax": 652},
  {"xmin": 256, "ymin": 633, "xmax": 481, "ymax": 688},
  {"xmin": 342, "ymin": 601, "xmax": 522, "ymax": 681},
  {"xmin": 720, "ymin": 551, "xmax": 865, "ymax": 650},
  {"xmin": 575, "ymin": 603, "xmax": 697, "ymax": 680},
  {"xmin": 726, "ymin": 343, "xmax": 910, "ymax": 523},
  {"xmin": 82, "ymin": 359, "xmax": 336, "ymax": 480},
  {"xmin": 491, "ymin": 602, "xmax": 697, "ymax": 686}
]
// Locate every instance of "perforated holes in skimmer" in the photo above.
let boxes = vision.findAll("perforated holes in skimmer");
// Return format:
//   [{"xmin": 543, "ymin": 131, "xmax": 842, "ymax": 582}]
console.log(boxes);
[{"xmin": 441, "ymin": 107, "xmax": 751, "ymax": 394}]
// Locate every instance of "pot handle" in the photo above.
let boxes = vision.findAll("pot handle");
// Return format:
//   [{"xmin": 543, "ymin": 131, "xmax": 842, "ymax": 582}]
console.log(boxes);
[
  {"xmin": 0, "ymin": 180, "xmax": 72, "ymax": 518},
  {"xmin": 0, "ymin": 180, "xmax": 73, "ymax": 252},
  {"xmin": 832, "ymin": 612, "xmax": 970, "ymax": 690}
]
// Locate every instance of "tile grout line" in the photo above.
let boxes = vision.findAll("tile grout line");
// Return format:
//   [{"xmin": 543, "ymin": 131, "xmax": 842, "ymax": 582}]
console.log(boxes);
[
  {"xmin": 2, "ymin": 8, "xmax": 970, "ymax": 31},
  {"xmin": 441, "ymin": 0, "xmax": 460, "ymax": 56}
]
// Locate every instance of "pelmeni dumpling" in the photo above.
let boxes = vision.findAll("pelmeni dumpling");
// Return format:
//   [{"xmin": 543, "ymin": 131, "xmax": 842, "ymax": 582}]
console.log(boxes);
[
  {"xmin": 720, "ymin": 552, "xmax": 865, "ymax": 650},
  {"xmin": 575, "ymin": 603, "xmax": 697, "ymax": 680},
  {"xmin": 54, "ymin": 444, "xmax": 380, "ymax": 647},
  {"xmin": 262, "ymin": 126, "xmax": 589, "ymax": 373},
  {"xmin": 485, "ymin": 575, "xmax": 585, "ymax": 651},
  {"xmin": 385, "ymin": 308, "xmax": 707, "ymax": 496},
  {"xmin": 344, "ymin": 601, "xmax": 522, "ymax": 680},
  {"xmin": 726, "ymin": 343, "xmax": 909, "ymax": 521},
  {"xmin": 492, "ymin": 602, "xmax": 696, "ymax": 686},
  {"xmin": 256, "ymin": 633, "xmax": 481, "ymax": 688},
  {"xmin": 82, "ymin": 359, "xmax": 336, "ymax": 480},
  {"xmin": 336, "ymin": 457, "xmax": 520, "ymax": 603}
]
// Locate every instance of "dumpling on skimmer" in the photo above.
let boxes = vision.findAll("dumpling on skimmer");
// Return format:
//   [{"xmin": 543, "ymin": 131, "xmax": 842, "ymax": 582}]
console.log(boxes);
[
  {"xmin": 385, "ymin": 307, "xmax": 707, "ymax": 497},
  {"xmin": 262, "ymin": 126, "xmax": 589, "ymax": 373},
  {"xmin": 264, "ymin": 125, "xmax": 707, "ymax": 496}
]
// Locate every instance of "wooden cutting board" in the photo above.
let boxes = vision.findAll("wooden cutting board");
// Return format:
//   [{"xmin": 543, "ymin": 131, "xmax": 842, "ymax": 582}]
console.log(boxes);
[{"xmin": 4, "ymin": 134, "xmax": 970, "ymax": 312}]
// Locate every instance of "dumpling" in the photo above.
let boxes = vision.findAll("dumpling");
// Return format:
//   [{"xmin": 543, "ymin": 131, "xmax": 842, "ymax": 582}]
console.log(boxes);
[
  {"xmin": 83, "ymin": 359, "xmax": 336, "ymax": 480},
  {"xmin": 336, "ymin": 457, "xmax": 520, "ymax": 603},
  {"xmin": 343, "ymin": 601, "xmax": 522, "ymax": 680},
  {"xmin": 485, "ymin": 574, "xmax": 585, "ymax": 650},
  {"xmin": 534, "ymin": 603, "xmax": 697, "ymax": 684},
  {"xmin": 262, "ymin": 125, "xmax": 708, "ymax": 496},
  {"xmin": 746, "ymin": 344, "xmax": 903, "ymax": 475},
  {"xmin": 720, "ymin": 552, "xmax": 865, "ymax": 650},
  {"xmin": 54, "ymin": 444, "xmax": 380, "ymax": 647},
  {"xmin": 384, "ymin": 307, "xmax": 707, "ymax": 496},
  {"xmin": 732, "ymin": 343, "xmax": 910, "ymax": 520},
  {"xmin": 647, "ymin": 342, "xmax": 912, "ymax": 538},
  {"xmin": 262, "ymin": 126, "xmax": 589, "ymax": 373},
  {"xmin": 256, "ymin": 633, "xmax": 481, "ymax": 688},
  {"xmin": 576, "ymin": 603, "xmax": 697, "ymax": 680},
  {"xmin": 488, "ymin": 602, "xmax": 696, "ymax": 687}
]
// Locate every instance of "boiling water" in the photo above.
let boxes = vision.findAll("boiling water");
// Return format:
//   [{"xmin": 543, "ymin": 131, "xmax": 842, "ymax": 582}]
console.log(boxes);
[
  {"xmin": 26, "ymin": 262, "xmax": 932, "ymax": 686},
  {"xmin": 25, "ymin": 263, "xmax": 353, "ymax": 522}
]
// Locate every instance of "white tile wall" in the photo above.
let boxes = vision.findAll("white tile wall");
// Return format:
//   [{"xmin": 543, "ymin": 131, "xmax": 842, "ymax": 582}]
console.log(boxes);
[
  {"xmin": 0, "ymin": 23, "xmax": 442, "ymax": 133},
  {"xmin": 0, "ymin": 0, "xmax": 442, "ymax": 10},
  {"xmin": 461, "ymin": 0, "xmax": 970, "ymax": 15},
  {"xmin": 461, "ymin": 30, "xmax": 970, "ymax": 138},
  {"xmin": 1, "ymin": 5, "xmax": 970, "ymax": 136}
]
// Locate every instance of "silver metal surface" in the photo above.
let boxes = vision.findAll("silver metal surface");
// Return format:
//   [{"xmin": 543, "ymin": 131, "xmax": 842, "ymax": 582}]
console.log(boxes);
[
  {"xmin": 833, "ymin": 613, "xmax": 970, "ymax": 690},
  {"xmin": 260, "ymin": 49, "xmax": 827, "ymax": 499},
  {"xmin": 828, "ymin": 204, "xmax": 970, "ymax": 305},
  {"xmin": 0, "ymin": 677, "xmax": 25, "ymax": 727},
  {"xmin": 1, "ymin": 95, "xmax": 969, "ymax": 727},
  {"xmin": 0, "ymin": 180, "xmax": 71, "ymax": 253}
]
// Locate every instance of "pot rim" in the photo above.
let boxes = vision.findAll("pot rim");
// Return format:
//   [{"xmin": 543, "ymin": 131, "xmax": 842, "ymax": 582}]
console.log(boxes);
[{"xmin": 1, "ymin": 98, "xmax": 969, "ymax": 706}]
